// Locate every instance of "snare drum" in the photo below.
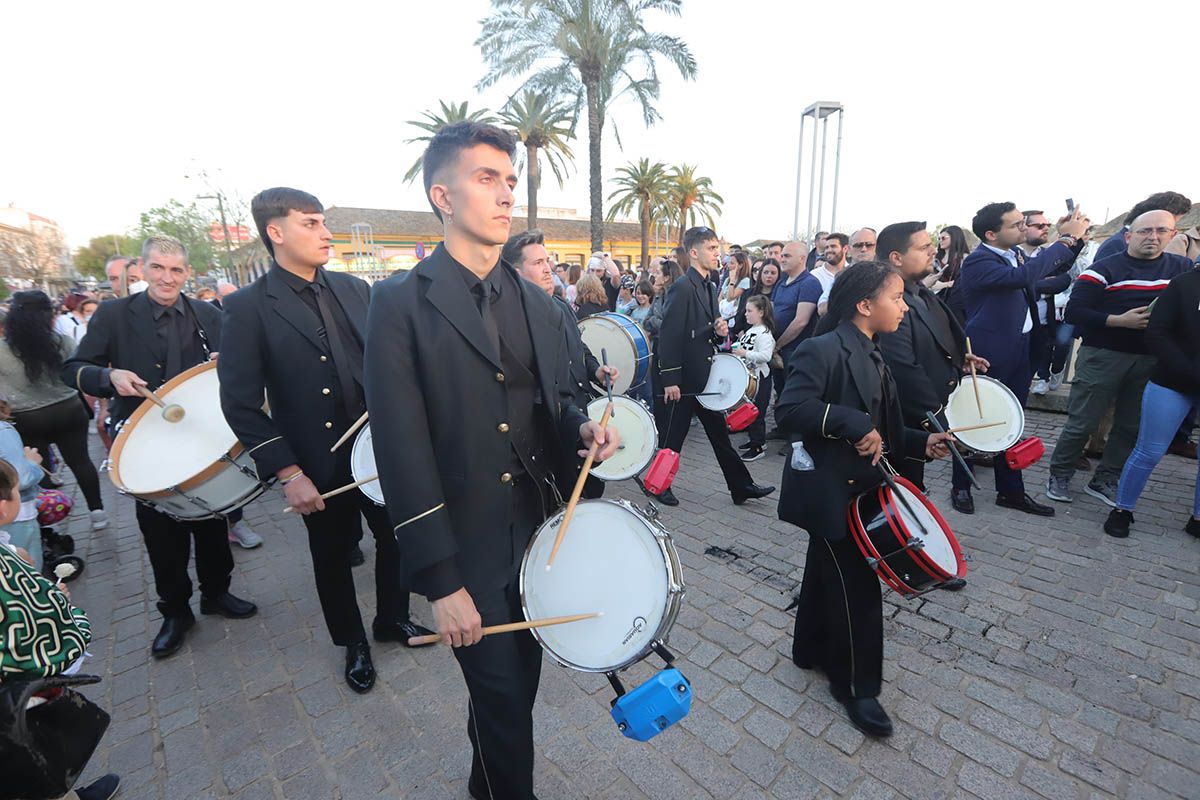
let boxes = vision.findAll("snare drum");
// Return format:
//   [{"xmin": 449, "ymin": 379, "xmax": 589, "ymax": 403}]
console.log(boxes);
[
  {"xmin": 350, "ymin": 424, "xmax": 384, "ymax": 505},
  {"xmin": 587, "ymin": 396, "xmax": 657, "ymax": 481},
  {"xmin": 944, "ymin": 376, "xmax": 1024, "ymax": 453},
  {"xmin": 698, "ymin": 353, "xmax": 758, "ymax": 413},
  {"xmin": 847, "ymin": 476, "xmax": 966, "ymax": 595},
  {"xmin": 521, "ymin": 499, "xmax": 684, "ymax": 672},
  {"xmin": 108, "ymin": 362, "xmax": 266, "ymax": 519},
  {"xmin": 578, "ymin": 313, "xmax": 651, "ymax": 394}
]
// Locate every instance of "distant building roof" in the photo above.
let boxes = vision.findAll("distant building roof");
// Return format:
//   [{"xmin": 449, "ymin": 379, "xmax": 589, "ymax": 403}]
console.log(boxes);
[{"xmin": 322, "ymin": 206, "xmax": 645, "ymax": 243}]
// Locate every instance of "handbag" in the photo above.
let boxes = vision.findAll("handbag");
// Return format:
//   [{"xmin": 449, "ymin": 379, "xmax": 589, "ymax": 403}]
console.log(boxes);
[{"xmin": 0, "ymin": 674, "xmax": 110, "ymax": 799}]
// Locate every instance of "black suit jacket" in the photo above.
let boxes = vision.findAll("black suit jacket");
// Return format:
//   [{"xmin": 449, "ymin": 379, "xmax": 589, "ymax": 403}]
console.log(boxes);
[
  {"xmin": 877, "ymin": 281, "xmax": 967, "ymax": 429},
  {"xmin": 553, "ymin": 295, "xmax": 601, "ymax": 405},
  {"xmin": 62, "ymin": 292, "xmax": 221, "ymax": 428},
  {"xmin": 217, "ymin": 265, "xmax": 372, "ymax": 490},
  {"xmin": 363, "ymin": 244, "xmax": 590, "ymax": 599},
  {"xmin": 775, "ymin": 322, "xmax": 928, "ymax": 541},
  {"xmin": 657, "ymin": 268, "xmax": 722, "ymax": 393}
]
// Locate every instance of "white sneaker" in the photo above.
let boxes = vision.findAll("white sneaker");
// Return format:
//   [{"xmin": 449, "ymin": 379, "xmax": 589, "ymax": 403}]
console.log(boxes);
[
  {"xmin": 228, "ymin": 520, "xmax": 263, "ymax": 549},
  {"xmin": 1030, "ymin": 379, "xmax": 1050, "ymax": 396},
  {"xmin": 1048, "ymin": 371, "xmax": 1065, "ymax": 392},
  {"xmin": 90, "ymin": 509, "xmax": 109, "ymax": 530}
]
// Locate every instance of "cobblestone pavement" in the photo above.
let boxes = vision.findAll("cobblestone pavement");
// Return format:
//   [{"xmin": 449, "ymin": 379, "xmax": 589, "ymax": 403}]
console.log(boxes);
[{"xmin": 62, "ymin": 407, "xmax": 1199, "ymax": 799}]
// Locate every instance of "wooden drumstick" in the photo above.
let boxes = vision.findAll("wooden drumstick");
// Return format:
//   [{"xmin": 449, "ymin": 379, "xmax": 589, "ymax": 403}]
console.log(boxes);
[
  {"xmin": 329, "ymin": 410, "xmax": 369, "ymax": 453},
  {"xmin": 136, "ymin": 385, "xmax": 185, "ymax": 423},
  {"xmin": 545, "ymin": 401, "xmax": 613, "ymax": 570},
  {"xmin": 406, "ymin": 612, "xmax": 602, "ymax": 647},
  {"xmin": 942, "ymin": 420, "xmax": 1005, "ymax": 435},
  {"xmin": 282, "ymin": 473, "xmax": 377, "ymax": 513},
  {"xmin": 964, "ymin": 337, "xmax": 984, "ymax": 418}
]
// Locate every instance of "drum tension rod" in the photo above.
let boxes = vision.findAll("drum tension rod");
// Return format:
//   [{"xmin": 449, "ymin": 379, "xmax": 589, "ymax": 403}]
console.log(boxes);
[{"xmin": 864, "ymin": 539, "xmax": 926, "ymax": 570}]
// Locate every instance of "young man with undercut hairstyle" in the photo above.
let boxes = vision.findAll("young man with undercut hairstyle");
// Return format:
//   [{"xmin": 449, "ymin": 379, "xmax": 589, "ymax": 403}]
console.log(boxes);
[
  {"xmin": 365, "ymin": 122, "xmax": 619, "ymax": 800},
  {"xmin": 219, "ymin": 187, "xmax": 434, "ymax": 696}
]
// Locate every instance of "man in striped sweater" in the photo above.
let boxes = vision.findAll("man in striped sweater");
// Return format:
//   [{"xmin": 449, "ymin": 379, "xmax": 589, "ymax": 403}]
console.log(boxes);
[{"xmin": 1046, "ymin": 210, "xmax": 1194, "ymax": 505}]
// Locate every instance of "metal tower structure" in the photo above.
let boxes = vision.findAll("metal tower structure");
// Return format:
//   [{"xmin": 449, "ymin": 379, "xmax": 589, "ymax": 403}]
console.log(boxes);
[{"xmin": 792, "ymin": 101, "xmax": 845, "ymax": 241}]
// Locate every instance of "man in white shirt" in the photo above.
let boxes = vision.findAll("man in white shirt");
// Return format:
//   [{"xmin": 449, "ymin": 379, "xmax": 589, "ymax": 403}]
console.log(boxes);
[{"xmin": 813, "ymin": 232, "xmax": 848, "ymax": 315}]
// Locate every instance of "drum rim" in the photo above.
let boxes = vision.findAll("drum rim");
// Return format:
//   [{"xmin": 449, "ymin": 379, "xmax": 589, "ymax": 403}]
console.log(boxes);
[
  {"xmin": 879, "ymin": 476, "xmax": 966, "ymax": 581},
  {"xmin": 109, "ymin": 361, "xmax": 245, "ymax": 497},
  {"xmin": 586, "ymin": 396, "xmax": 658, "ymax": 481},
  {"xmin": 848, "ymin": 497, "xmax": 912, "ymax": 595},
  {"xmin": 579, "ymin": 313, "xmax": 651, "ymax": 392},
  {"xmin": 945, "ymin": 374, "xmax": 1024, "ymax": 452},
  {"xmin": 518, "ymin": 497, "xmax": 684, "ymax": 673}
]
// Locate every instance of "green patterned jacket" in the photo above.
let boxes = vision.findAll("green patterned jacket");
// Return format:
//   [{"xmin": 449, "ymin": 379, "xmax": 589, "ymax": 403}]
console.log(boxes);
[{"xmin": 0, "ymin": 546, "xmax": 91, "ymax": 679}]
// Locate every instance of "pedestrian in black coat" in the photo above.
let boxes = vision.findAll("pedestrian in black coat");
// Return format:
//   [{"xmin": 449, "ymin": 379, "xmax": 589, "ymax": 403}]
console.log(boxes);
[
  {"xmin": 776, "ymin": 261, "xmax": 952, "ymax": 739},
  {"xmin": 363, "ymin": 122, "xmax": 618, "ymax": 800}
]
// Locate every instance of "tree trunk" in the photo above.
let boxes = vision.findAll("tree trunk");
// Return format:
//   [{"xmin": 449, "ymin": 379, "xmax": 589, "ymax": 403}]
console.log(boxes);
[
  {"xmin": 639, "ymin": 199, "xmax": 650, "ymax": 272},
  {"xmin": 585, "ymin": 81, "xmax": 604, "ymax": 252},
  {"xmin": 526, "ymin": 143, "xmax": 539, "ymax": 230}
]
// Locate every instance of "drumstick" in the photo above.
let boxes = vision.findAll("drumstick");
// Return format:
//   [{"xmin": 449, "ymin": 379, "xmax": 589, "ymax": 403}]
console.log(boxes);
[
  {"xmin": 964, "ymin": 337, "xmax": 983, "ymax": 418},
  {"xmin": 405, "ymin": 612, "xmax": 602, "ymax": 647},
  {"xmin": 925, "ymin": 411, "xmax": 981, "ymax": 490},
  {"xmin": 282, "ymin": 473, "xmax": 378, "ymax": 513},
  {"xmin": 136, "ymin": 385, "xmax": 185, "ymax": 423},
  {"xmin": 330, "ymin": 410, "xmax": 369, "ymax": 453},
  {"xmin": 942, "ymin": 420, "xmax": 1004, "ymax": 435},
  {"xmin": 545, "ymin": 401, "xmax": 613, "ymax": 570},
  {"xmin": 875, "ymin": 464, "xmax": 932, "ymax": 539}
]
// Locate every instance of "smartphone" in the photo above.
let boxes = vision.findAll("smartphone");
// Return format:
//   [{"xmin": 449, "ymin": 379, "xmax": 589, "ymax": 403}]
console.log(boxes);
[{"xmin": 1065, "ymin": 198, "xmax": 1076, "ymax": 214}]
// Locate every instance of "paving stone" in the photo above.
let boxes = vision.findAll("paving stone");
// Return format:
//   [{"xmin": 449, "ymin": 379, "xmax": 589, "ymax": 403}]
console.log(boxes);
[
  {"xmin": 939, "ymin": 719, "xmax": 1023, "ymax": 777},
  {"xmin": 743, "ymin": 708, "xmax": 792, "ymax": 750}
]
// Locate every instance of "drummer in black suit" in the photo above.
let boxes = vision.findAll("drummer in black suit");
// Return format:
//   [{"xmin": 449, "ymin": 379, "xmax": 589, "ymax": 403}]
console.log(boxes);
[
  {"xmin": 875, "ymin": 222, "xmax": 990, "ymax": 529},
  {"xmin": 363, "ymin": 121, "xmax": 619, "ymax": 800},
  {"xmin": 218, "ymin": 187, "xmax": 434, "ymax": 696},
  {"xmin": 648, "ymin": 226, "xmax": 775, "ymax": 508},
  {"xmin": 777, "ymin": 261, "xmax": 952, "ymax": 737},
  {"xmin": 62, "ymin": 234, "xmax": 257, "ymax": 659}
]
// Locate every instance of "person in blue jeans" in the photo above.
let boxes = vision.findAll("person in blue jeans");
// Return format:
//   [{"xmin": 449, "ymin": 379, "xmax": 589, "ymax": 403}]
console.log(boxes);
[{"xmin": 1105, "ymin": 267, "xmax": 1200, "ymax": 538}]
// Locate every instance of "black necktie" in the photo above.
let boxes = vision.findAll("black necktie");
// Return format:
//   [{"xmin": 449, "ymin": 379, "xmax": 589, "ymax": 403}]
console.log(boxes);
[
  {"xmin": 869, "ymin": 348, "xmax": 892, "ymax": 440},
  {"xmin": 310, "ymin": 282, "xmax": 361, "ymax": 420},
  {"xmin": 472, "ymin": 282, "xmax": 501, "ymax": 357},
  {"xmin": 164, "ymin": 307, "xmax": 182, "ymax": 379}
]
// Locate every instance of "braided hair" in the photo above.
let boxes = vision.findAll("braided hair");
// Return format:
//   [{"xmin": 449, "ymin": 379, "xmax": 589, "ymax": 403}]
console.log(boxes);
[{"xmin": 815, "ymin": 261, "xmax": 901, "ymax": 336}]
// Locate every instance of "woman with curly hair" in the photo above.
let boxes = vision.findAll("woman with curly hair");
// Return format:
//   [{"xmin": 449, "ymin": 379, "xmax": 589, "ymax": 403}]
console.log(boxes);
[
  {"xmin": 0, "ymin": 291, "xmax": 106, "ymax": 529},
  {"xmin": 574, "ymin": 273, "xmax": 609, "ymax": 319}
]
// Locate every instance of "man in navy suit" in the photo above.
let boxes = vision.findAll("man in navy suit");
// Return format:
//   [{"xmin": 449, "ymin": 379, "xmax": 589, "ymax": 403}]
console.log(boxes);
[{"xmin": 957, "ymin": 202, "xmax": 1089, "ymax": 515}]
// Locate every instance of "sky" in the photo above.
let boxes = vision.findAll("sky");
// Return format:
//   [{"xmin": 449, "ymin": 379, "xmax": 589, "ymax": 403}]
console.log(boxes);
[{"xmin": 5, "ymin": 0, "xmax": 1198, "ymax": 252}]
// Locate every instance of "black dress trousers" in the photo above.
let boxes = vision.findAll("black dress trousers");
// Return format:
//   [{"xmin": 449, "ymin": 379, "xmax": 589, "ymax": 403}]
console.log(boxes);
[
  {"xmin": 659, "ymin": 396, "xmax": 753, "ymax": 493},
  {"xmin": 792, "ymin": 532, "xmax": 884, "ymax": 700},
  {"xmin": 453, "ymin": 475, "xmax": 545, "ymax": 800},
  {"xmin": 300, "ymin": 450, "xmax": 409, "ymax": 646},
  {"xmin": 136, "ymin": 504, "xmax": 233, "ymax": 617}
]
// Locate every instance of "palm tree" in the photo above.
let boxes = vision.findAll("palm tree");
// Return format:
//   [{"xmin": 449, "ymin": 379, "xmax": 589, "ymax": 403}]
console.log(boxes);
[
  {"xmin": 499, "ymin": 91, "xmax": 576, "ymax": 229},
  {"xmin": 403, "ymin": 100, "xmax": 498, "ymax": 184},
  {"xmin": 477, "ymin": 0, "xmax": 698, "ymax": 251},
  {"xmin": 606, "ymin": 159, "xmax": 672, "ymax": 270},
  {"xmin": 669, "ymin": 164, "xmax": 724, "ymax": 244}
]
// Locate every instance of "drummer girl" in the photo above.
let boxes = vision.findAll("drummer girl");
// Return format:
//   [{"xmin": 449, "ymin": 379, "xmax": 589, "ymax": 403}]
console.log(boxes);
[{"xmin": 775, "ymin": 261, "xmax": 952, "ymax": 737}]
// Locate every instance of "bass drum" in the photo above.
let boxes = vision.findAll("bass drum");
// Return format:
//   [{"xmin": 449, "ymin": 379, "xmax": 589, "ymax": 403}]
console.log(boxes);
[{"xmin": 578, "ymin": 313, "xmax": 650, "ymax": 394}]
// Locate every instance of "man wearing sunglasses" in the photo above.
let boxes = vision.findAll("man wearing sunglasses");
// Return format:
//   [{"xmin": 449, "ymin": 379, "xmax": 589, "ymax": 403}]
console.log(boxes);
[{"xmin": 1023, "ymin": 211, "xmax": 1075, "ymax": 396}]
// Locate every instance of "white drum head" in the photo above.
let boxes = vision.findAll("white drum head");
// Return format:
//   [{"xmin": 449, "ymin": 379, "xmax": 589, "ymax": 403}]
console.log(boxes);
[
  {"xmin": 112, "ymin": 364, "xmax": 237, "ymax": 494},
  {"xmin": 578, "ymin": 315, "xmax": 635, "ymax": 394},
  {"xmin": 944, "ymin": 376, "xmax": 1023, "ymax": 453},
  {"xmin": 350, "ymin": 424, "xmax": 384, "ymax": 505},
  {"xmin": 699, "ymin": 353, "xmax": 751, "ymax": 411},
  {"xmin": 587, "ymin": 396, "xmax": 657, "ymax": 481},
  {"xmin": 892, "ymin": 483, "xmax": 957, "ymax": 576},
  {"xmin": 522, "ymin": 501, "xmax": 673, "ymax": 672}
]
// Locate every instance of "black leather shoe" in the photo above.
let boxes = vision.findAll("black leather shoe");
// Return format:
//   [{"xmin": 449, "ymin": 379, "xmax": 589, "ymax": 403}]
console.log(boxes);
[
  {"xmin": 152, "ymin": 614, "xmax": 195, "ymax": 659},
  {"xmin": 200, "ymin": 592, "xmax": 258, "ymax": 619},
  {"xmin": 996, "ymin": 492, "xmax": 1055, "ymax": 517},
  {"xmin": 938, "ymin": 577, "xmax": 967, "ymax": 592},
  {"xmin": 349, "ymin": 545, "xmax": 365, "ymax": 567},
  {"xmin": 732, "ymin": 483, "xmax": 775, "ymax": 505},
  {"xmin": 1104, "ymin": 508, "xmax": 1132, "ymax": 538},
  {"xmin": 76, "ymin": 773, "xmax": 121, "ymax": 800},
  {"xmin": 1185, "ymin": 516, "xmax": 1200, "ymax": 538},
  {"xmin": 635, "ymin": 477, "xmax": 679, "ymax": 507},
  {"xmin": 374, "ymin": 620, "xmax": 437, "ymax": 647},
  {"xmin": 841, "ymin": 697, "xmax": 893, "ymax": 738},
  {"xmin": 951, "ymin": 489, "xmax": 975, "ymax": 514},
  {"xmin": 345, "ymin": 642, "xmax": 376, "ymax": 694}
]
